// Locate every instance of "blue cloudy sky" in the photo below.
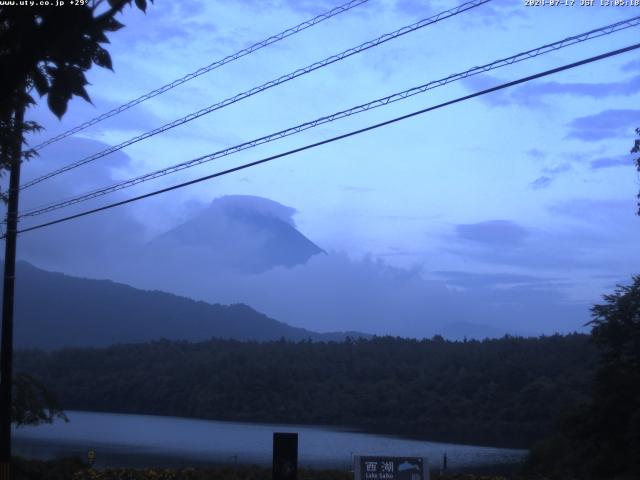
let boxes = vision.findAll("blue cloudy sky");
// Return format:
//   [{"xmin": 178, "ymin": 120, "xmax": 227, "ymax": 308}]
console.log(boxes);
[{"xmin": 10, "ymin": 0, "xmax": 640, "ymax": 337}]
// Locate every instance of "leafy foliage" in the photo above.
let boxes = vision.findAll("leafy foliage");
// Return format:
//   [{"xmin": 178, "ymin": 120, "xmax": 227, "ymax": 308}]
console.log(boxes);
[
  {"xmin": 11, "ymin": 456, "xmax": 87, "ymax": 480},
  {"xmin": 633, "ymin": 127, "xmax": 640, "ymax": 215},
  {"xmin": 71, "ymin": 465, "xmax": 353, "ymax": 480},
  {"xmin": 0, "ymin": 0, "xmax": 152, "ymax": 197},
  {"xmin": 0, "ymin": 0, "xmax": 150, "ymax": 117},
  {"xmin": 10, "ymin": 457, "xmax": 551, "ymax": 480},
  {"xmin": 11, "ymin": 372, "xmax": 67, "ymax": 427},
  {"xmin": 10, "ymin": 460, "xmax": 353, "ymax": 480},
  {"xmin": 16, "ymin": 334, "xmax": 597, "ymax": 448},
  {"xmin": 0, "ymin": 0, "xmax": 152, "ymax": 431},
  {"xmin": 8, "ymin": 261, "xmax": 358, "ymax": 350},
  {"xmin": 581, "ymin": 276, "xmax": 640, "ymax": 478},
  {"xmin": 528, "ymin": 276, "xmax": 640, "ymax": 479},
  {"xmin": 11, "ymin": 457, "xmax": 549, "ymax": 480}
]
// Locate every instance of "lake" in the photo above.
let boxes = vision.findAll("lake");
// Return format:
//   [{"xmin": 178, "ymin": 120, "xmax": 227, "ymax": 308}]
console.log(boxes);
[{"xmin": 13, "ymin": 411, "xmax": 527, "ymax": 470}]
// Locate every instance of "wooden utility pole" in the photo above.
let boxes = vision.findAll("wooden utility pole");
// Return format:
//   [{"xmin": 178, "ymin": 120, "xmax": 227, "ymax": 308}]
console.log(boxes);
[{"xmin": 0, "ymin": 102, "xmax": 25, "ymax": 480}]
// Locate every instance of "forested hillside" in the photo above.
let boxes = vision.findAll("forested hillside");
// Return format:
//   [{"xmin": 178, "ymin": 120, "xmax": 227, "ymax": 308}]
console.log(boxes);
[
  {"xmin": 16, "ymin": 334, "xmax": 596, "ymax": 448},
  {"xmin": 7, "ymin": 261, "xmax": 366, "ymax": 349}
]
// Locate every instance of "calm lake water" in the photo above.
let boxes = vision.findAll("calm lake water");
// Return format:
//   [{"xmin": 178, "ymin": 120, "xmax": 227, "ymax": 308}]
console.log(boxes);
[{"xmin": 13, "ymin": 411, "xmax": 527, "ymax": 470}]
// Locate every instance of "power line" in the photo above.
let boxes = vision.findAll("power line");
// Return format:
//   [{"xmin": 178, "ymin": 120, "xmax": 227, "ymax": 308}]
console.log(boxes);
[
  {"xmin": 29, "ymin": 0, "xmax": 371, "ymax": 152},
  {"xmin": 18, "ymin": 15, "xmax": 640, "ymax": 219},
  {"xmin": 10, "ymin": 42, "xmax": 640, "ymax": 238},
  {"xmin": 20, "ymin": 0, "xmax": 491, "ymax": 190}
]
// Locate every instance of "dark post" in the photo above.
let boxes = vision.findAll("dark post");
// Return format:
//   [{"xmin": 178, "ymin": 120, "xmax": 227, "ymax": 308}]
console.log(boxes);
[
  {"xmin": 0, "ymin": 103, "xmax": 25, "ymax": 480},
  {"xmin": 273, "ymin": 432, "xmax": 298, "ymax": 480}
]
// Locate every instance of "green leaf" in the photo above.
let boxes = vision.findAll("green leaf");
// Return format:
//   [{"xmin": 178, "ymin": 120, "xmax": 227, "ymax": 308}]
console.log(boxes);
[
  {"xmin": 92, "ymin": 29, "xmax": 111, "ymax": 44},
  {"xmin": 12, "ymin": 373, "xmax": 67, "ymax": 427},
  {"xmin": 56, "ymin": 66, "xmax": 93, "ymax": 103},
  {"xmin": 74, "ymin": 84, "xmax": 92, "ymax": 103},
  {"xmin": 23, "ymin": 120, "xmax": 43, "ymax": 133},
  {"xmin": 76, "ymin": 44, "xmax": 94, "ymax": 70},
  {"xmin": 47, "ymin": 89, "xmax": 68, "ymax": 119},
  {"xmin": 103, "ymin": 16, "xmax": 125, "ymax": 32},
  {"xmin": 31, "ymin": 68, "xmax": 49, "ymax": 97},
  {"xmin": 135, "ymin": 0, "xmax": 147, "ymax": 12},
  {"xmin": 92, "ymin": 45, "xmax": 113, "ymax": 70}
]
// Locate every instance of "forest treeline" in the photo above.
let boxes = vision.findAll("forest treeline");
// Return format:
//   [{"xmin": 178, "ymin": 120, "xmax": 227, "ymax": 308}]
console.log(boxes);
[{"xmin": 15, "ymin": 333, "xmax": 596, "ymax": 448}]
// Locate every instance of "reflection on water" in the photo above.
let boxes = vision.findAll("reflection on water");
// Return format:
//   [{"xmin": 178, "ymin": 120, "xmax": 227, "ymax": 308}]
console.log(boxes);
[{"xmin": 13, "ymin": 411, "xmax": 527, "ymax": 469}]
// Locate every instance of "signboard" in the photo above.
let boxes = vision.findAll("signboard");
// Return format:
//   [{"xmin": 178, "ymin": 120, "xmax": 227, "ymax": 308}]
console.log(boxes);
[
  {"xmin": 354, "ymin": 456, "xmax": 428, "ymax": 480},
  {"xmin": 273, "ymin": 432, "xmax": 297, "ymax": 480}
]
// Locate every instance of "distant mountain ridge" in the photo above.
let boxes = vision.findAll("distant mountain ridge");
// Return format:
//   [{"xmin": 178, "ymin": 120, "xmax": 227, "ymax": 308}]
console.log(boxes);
[{"xmin": 7, "ymin": 261, "xmax": 367, "ymax": 350}]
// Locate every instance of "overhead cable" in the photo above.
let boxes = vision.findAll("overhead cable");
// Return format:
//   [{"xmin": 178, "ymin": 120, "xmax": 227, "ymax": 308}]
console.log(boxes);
[
  {"xmin": 10, "ymin": 41, "xmax": 640, "ymax": 237},
  {"xmin": 20, "ymin": 0, "xmax": 491, "ymax": 190},
  {"xmin": 19, "ymin": 15, "xmax": 640, "ymax": 219},
  {"xmin": 29, "ymin": 0, "xmax": 371, "ymax": 152}
]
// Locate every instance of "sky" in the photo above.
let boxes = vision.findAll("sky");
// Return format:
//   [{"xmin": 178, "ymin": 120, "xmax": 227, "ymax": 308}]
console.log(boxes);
[{"xmin": 6, "ymin": 0, "xmax": 640, "ymax": 338}]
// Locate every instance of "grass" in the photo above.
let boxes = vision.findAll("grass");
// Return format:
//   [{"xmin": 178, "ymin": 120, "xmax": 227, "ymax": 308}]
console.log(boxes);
[{"xmin": 11, "ymin": 457, "xmax": 556, "ymax": 480}]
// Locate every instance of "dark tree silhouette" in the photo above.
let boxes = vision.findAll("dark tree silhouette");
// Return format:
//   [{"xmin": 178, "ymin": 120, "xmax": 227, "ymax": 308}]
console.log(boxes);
[
  {"xmin": 0, "ymin": 1, "xmax": 153, "ymax": 474},
  {"xmin": 0, "ymin": 0, "xmax": 153, "ymax": 180},
  {"xmin": 11, "ymin": 373, "xmax": 67, "ymax": 427},
  {"xmin": 584, "ymin": 276, "xmax": 640, "ymax": 478},
  {"xmin": 528, "ymin": 276, "xmax": 640, "ymax": 479},
  {"xmin": 15, "ymin": 334, "xmax": 598, "ymax": 449},
  {"xmin": 633, "ymin": 127, "xmax": 640, "ymax": 215}
]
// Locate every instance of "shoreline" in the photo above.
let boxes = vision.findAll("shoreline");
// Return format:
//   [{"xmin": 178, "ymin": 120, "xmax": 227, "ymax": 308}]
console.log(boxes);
[{"xmin": 38, "ymin": 408, "xmax": 534, "ymax": 451}]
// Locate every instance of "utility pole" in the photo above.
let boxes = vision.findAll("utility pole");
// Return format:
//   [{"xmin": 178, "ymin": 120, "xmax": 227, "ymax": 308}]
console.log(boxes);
[{"xmin": 0, "ymin": 102, "xmax": 25, "ymax": 480}]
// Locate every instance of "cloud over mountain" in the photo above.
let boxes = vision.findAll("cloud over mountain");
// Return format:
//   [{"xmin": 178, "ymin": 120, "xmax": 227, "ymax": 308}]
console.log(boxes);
[{"xmin": 143, "ymin": 195, "xmax": 324, "ymax": 274}]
